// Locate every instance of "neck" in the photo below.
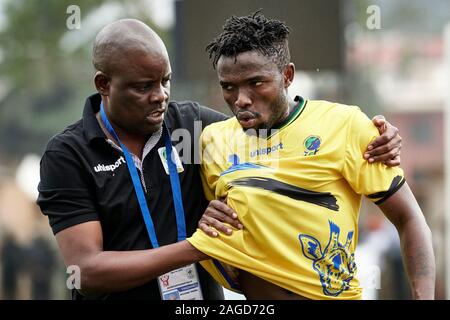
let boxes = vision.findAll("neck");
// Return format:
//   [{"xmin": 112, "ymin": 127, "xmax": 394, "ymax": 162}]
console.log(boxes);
[
  {"xmin": 96, "ymin": 111, "xmax": 147, "ymax": 160},
  {"xmin": 114, "ymin": 129, "xmax": 147, "ymax": 160},
  {"xmin": 272, "ymin": 96, "xmax": 298, "ymax": 128}
]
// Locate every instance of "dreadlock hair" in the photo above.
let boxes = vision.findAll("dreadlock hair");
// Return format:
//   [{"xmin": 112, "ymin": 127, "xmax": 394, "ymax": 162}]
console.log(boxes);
[{"xmin": 206, "ymin": 10, "xmax": 291, "ymax": 71}]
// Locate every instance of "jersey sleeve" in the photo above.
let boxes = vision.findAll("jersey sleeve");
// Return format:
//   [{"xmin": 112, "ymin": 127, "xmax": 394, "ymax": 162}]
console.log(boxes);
[
  {"xmin": 341, "ymin": 108, "xmax": 405, "ymax": 204},
  {"xmin": 37, "ymin": 147, "xmax": 99, "ymax": 234},
  {"xmin": 199, "ymin": 124, "xmax": 226, "ymax": 201}
]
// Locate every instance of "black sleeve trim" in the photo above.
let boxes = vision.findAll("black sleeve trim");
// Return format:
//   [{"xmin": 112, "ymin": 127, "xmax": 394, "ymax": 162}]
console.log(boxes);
[
  {"xmin": 373, "ymin": 176, "xmax": 406, "ymax": 205},
  {"xmin": 51, "ymin": 213, "xmax": 99, "ymax": 235}
]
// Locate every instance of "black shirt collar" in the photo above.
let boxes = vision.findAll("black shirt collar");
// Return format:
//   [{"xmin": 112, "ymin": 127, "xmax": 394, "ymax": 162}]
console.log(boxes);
[
  {"xmin": 82, "ymin": 93, "xmax": 172, "ymax": 143},
  {"xmin": 83, "ymin": 93, "xmax": 107, "ymax": 143}
]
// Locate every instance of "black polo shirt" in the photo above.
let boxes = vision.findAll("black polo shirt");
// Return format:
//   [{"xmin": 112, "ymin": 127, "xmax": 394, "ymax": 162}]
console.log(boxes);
[{"xmin": 37, "ymin": 93, "xmax": 228, "ymax": 300}]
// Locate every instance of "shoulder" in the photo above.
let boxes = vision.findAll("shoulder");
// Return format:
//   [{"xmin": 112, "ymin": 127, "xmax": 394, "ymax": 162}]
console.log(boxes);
[
  {"xmin": 203, "ymin": 116, "xmax": 237, "ymax": 132},
  {"xmin": 200, "ymin": 117, "xmax": 239, "ymax": 144},
  {"xmin": 166, "ymin": 100, "xmax": 202, "ymax": 121},
  {"xmin": 166, "ymin": 100, "xmax": 228, "ymax": 129},
  {"xmin": 307, "ymin": 100, "xmax": 361, "ymax": 120},
  {"xmin": 44, "ymin": 119, "xmax": 85, "ymax": 154},
  {"xmin": 306, "ymin": 100, "xmax": 370, "ymax": 131}
]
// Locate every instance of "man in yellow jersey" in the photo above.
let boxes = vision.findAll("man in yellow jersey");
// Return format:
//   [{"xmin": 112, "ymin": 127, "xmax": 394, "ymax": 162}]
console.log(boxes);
[{"xmin": 187, "ymin": 11, "xmax": 436, "ymax": 299}]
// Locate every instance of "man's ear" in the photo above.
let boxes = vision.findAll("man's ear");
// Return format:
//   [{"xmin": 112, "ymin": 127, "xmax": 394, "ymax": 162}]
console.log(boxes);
[
  {"xmin": 283, "ymin": 63, "xmax": 295, "ymax": 88},
  {"xmin": 94, "ymin": 71, "xmax": 110, "ymax": 96}
]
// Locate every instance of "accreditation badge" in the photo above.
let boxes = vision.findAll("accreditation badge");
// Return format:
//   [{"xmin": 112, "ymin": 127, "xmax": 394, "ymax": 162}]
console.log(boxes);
[
  {"xmin": 158, "ymin": 263, "xmax": 204, "ymax": 300},
  {"xmin": 158, "ymin": 146, "xmax": 184, "ymax": 175}
]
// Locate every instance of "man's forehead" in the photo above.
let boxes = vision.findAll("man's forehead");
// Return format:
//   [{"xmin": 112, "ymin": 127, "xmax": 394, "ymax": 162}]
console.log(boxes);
[
  {"xmin": 219, "ymin": 50, "xmax": 276, "ymax": 66},
  {"xmin": 93, "ymin": 19, "xmax": 168, "ymax": 73},
  {"xmin": 217, "ymin": 51, "xmax": 278, "ymax": 76},
  {"xmin": 113, "ymin": 50, "xmax": 171, "ymax": 79}
]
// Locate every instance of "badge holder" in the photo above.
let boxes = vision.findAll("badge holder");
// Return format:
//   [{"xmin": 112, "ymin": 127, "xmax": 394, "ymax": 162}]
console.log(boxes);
[{"xmin": 158, "ymin": 263, "xmax": 203, "ymax": 300}]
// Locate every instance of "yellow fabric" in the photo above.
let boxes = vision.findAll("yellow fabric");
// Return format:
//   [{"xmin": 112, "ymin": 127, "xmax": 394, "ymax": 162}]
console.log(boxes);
[{"xmin": 187, "ymin": 99, "xmax": 405, "ymax": 300}]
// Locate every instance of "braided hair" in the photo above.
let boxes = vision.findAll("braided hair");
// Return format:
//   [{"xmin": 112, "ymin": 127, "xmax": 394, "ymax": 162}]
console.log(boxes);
[{"xmin": 206, "ymin": 10, "xmax": 291, "ymax": 71}]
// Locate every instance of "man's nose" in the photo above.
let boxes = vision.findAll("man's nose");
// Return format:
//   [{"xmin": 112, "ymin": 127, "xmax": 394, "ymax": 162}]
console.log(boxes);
[
  {"xmin": 235, "ymin": 89, "xmax": 252, "ymax": 109},
  {"xmin": 149, "ymin": 84, "xmax": 168, "ymax": 104}
]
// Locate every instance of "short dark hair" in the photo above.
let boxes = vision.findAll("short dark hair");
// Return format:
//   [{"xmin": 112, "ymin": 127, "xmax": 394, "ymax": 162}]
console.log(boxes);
[{"xmin": 206, "ymin": 10, "xmax": 291, "ymax": 71}]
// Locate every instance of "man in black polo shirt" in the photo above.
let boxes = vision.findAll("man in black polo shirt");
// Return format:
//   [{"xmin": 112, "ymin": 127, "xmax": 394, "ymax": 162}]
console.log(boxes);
[{"xmin": 37, "ymin": 19, "xmax": 402, "ymax": 300}]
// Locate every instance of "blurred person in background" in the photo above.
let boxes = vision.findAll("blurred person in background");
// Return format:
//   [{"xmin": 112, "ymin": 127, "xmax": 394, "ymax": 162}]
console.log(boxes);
[
  {"xmin": 1, "ymin": 233, "xmax": 23, "ymax": 299},
  {"xmin": 0, "ymin": 181, "xmax": 60, "ymax": 300},
  {"xmin": 36, "ymin": 18, "xmax": 402, "ymax": 300},
  {"xmin": 355, "ymin": 210, "xmax": 406, "ymax": 299},
  {"xmin": 26, "ymin": 235, "xmax": 56, "ymax": 299}
]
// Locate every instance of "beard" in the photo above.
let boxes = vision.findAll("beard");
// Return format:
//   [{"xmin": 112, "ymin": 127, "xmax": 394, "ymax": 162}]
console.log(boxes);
[
  {"xmin": 257, "ymin": 92, "xmax": 290, "ymax": 131},
  {"xmin": 240, "ymin": 93, "xmax": 290, "ymax": 138}
]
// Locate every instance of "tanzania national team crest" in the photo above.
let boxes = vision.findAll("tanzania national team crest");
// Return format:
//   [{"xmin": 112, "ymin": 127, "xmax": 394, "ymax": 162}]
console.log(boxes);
[{"xmin": 303, "ymin": 135, "xmax": 322, "ymax": 156}]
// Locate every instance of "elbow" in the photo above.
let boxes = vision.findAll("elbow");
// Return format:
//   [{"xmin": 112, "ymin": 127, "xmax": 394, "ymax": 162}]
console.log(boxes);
[
  {"xmin": 417, "ymin": 218, "xmax": 433, "ymax": 245},
  {"xmin": 74, "ymin": 260, "xmax": 106, "ymax": 298},
  {"xmin": 423, "ymin": 223, "xmax": 433, "ymax": 244},
  {"xmin": 398, "ymin": 215, "xmax": 433, "ymax": 241}
]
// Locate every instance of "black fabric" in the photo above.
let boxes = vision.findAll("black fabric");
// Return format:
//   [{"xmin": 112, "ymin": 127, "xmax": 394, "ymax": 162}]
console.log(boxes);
[{"xmin": 37, "ymin": 93, "xmax": 228, "ymax": 300}]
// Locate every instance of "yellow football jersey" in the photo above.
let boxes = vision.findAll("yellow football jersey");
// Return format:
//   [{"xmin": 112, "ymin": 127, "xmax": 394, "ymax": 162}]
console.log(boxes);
[{"xmin": 187, "ymin": 97, "xmax": 405, "ymax": 300}]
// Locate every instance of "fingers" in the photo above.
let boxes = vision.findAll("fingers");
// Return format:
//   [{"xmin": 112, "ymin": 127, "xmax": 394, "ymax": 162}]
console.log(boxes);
[
  {"xmin": 198, "ymin": 200, "xmax": 243, "ymax": 238},
  {"xmin": 365, "ymin": 136, "xmax": 401, "ymax": 157},
  {"xmin": 367, "ymin": 119, "xmax": 399, "ymax": 151},
  {"xmin": 198, "ymin": 220, "xmax": 219, "ymax": 237},
  {"xmin": 210, "ymin": 199, "xmax": 237, "ymax": 219},
  {"xmin": 365, "ymin": 135, "xmax": 402, "ymax": 162},
  {"xmin": 372, "ymin": 115, "xmax": 386, "ymax": 134},
  {"xmin": 364, "ymin": 147, "xmax": 401, "ymax": 164},
  {"xmin": 384, "ymin": 155, "xmax": 401, "ymax": 167},
  {"xmin": 366, "ymin": 117, "xmax": 402, "ymax": 166}
]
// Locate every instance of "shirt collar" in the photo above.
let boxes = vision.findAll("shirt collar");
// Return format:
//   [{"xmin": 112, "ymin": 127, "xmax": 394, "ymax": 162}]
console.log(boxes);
[
  {"xmin": 82, "ymin": 93, "xmax": 172, "ymax": 143},
  {"xmin": 83, "ymin": 93, "xmax": 107, "ymax": 143}
]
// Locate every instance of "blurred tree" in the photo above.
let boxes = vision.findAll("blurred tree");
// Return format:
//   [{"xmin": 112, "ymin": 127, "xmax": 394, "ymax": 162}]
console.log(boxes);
[{"xmin": 0, "ymin": 0, "xmax": 170, "ymax": 158}]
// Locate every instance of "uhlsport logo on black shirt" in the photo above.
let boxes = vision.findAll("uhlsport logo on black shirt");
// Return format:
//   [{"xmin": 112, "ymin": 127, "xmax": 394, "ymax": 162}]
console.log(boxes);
[{"xmin": 94, "ymin": 156, "xmax": 126, "ymax": 173}]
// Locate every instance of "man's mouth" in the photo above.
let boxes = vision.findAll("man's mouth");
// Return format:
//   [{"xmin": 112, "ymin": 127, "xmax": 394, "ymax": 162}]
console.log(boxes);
[
  {"xmin": 237, "ymin": 111, "xmax": 258, "ymax": 128},
  {"xmin": 146, "ymin": 108, "xmax": 166, "ymax": 124}
]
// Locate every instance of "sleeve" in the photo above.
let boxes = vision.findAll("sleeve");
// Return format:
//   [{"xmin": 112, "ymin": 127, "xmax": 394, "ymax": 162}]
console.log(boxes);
[
  {"xmin": 193, "ymin": 124, "xmax": 244, "ymax": 293},
  {"xmin": 199, "ymin": 125, "xmax": 227, "ymax": 201},
  {"xmin": 341, "ymin": 108, "xmax": 405, "ymax": 205},
  {"xmin": 37, "ymin": 149, "xmax": 99, "ymax": 234}
]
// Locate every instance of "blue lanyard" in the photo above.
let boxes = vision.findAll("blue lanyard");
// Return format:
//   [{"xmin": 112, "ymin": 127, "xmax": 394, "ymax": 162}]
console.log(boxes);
[{"xmin": 100, "ymin": 102, "xmax": 186, "ymax": 248}]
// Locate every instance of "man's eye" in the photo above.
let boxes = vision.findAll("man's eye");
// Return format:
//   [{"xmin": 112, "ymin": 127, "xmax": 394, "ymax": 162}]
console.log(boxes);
[
  {"xmin": 222, "ymin": 85, "xmax": 233, "ymax": 91},
  {"xmin": 253, "ymin": 81, "xmax": 263, "ymax": 87},
  {"xmin": 134, "ymin": 85, "xmax": 150, "ymax": 92},
  {"xmin": 162, "ymin": 79, "xmax": 171, "ymax": 86}
]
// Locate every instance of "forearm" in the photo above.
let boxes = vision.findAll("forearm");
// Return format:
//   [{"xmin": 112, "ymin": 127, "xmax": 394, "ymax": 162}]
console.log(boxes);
[
  {"xmin": 398, "ymin": 218, "xmax": 435, "ymax": 299},
  {"xmin": 79, "ymin": 240, "xmax": 208, "ymax": 295},
  {"xmin": 378, "ymin": 183, "xmax": 436, "ymax": 299}
]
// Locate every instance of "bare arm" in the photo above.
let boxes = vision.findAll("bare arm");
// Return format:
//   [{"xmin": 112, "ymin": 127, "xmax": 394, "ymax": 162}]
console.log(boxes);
[
  {"xmin": 378, "ymin": 183, "xmax": 435, "ymax": 299},
  {"xmin": 55, "ymin": 221, "xmax": 208, "ymax": 296}
]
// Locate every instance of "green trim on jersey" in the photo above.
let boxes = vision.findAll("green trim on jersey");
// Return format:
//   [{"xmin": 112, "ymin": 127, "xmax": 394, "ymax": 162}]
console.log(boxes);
[{"xmin": 267, "ymin": 96, "xmax": 306, "ymax": 139}]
